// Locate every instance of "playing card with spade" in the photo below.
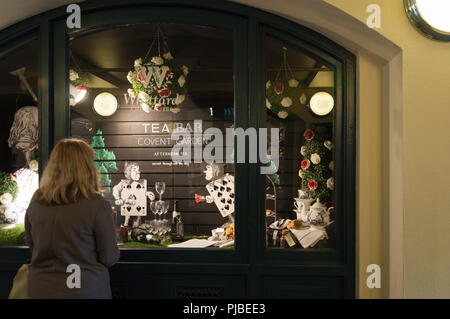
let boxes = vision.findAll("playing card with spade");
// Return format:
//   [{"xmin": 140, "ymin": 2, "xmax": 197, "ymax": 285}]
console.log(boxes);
[
  {"xmin": 206, "ymin": 173, "xmax": 235, "ymax": 218},
  {"xmin": 119, "ymin": 179, "xmax": 147, "ymax": 217}
]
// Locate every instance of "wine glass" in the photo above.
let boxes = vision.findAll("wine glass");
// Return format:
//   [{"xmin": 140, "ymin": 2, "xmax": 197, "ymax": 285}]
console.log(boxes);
[
  {"xmin": 158, "ymin": 220, "xmax": 164, "ymax": 236},
  {"xmin": 160, "ymin": 201, "xmax": 169, "ymax": 216},
  {"xmin": 165, "ymin": 219, "xmax": 171, "ymax": 234},
  {"xmin": 150, "ymin": 201, "xmax": 159, "ymax": 235},
  {"xmin": 155, "ymin": 182, "xmax": 166, "ymax": 201},
  {"xmin": 145, "ymin": 219, "xmax": 153, "ymax": 234}
]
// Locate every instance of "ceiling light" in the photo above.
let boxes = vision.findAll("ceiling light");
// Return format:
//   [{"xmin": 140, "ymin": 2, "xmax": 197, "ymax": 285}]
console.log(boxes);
[
  {"xmin": 404, "ymin": 0, "xmax": 450, "ymax": 41},
  {"xmin": 309, "ymin": 92, "xmax": 334, "ymax": 117},
  {"xmin": 93, "ymin": 92, "xmax": 118, "ymax": 117}
]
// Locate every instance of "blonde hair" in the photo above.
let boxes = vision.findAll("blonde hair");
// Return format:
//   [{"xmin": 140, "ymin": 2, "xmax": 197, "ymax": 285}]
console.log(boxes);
[{"xmin": 38, "ymin": 138, "xmax": 101, "ymax": 205}]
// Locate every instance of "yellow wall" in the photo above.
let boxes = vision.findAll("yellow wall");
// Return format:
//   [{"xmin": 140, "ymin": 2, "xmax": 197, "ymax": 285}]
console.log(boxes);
[
  {"xmin": 325, "ymin": 0, "xmax": 450, "ymax": 298},
  {"xmin": 357, "ymin": 52, "xmax": 385, "ymax": 298},
  {"xmin": 235, "ymin": 0, "xmax": 392, "ymax": 298}
]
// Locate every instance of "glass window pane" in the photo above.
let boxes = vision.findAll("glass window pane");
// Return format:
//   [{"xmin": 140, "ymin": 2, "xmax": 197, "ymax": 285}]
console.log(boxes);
[
  {"xmin": 264, "ymin": 36, "xmax": 336, "ymax": 250},
  {"xmin": 0, "ymin": 39, "xmax": 39, "ymax": 245},
  {"xmin": 70, "ymin": 23, "xmax": 235, "ymax": 249}
]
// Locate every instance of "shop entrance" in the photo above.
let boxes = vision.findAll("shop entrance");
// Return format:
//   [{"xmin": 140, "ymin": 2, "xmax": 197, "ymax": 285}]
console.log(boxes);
[{"xmin": 0, "ymin": 1, "xmax": 355, "ymax": 298}]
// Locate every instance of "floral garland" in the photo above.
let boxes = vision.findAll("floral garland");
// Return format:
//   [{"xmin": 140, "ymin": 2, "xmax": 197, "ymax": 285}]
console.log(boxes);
[
  {"xmin": 127, "ymin": 52, "xmax": 188, "ymax": 112},
  {"xmin": 0, "ymin": 171, "xmax": 19, "ymax": 207},
  {"xmin": 266, "ymin": 78, "xmax": 307, "ymax": 119},
  {"xmin": 298, "ymin": 125, "xmax": 334, "ymax": 204}
]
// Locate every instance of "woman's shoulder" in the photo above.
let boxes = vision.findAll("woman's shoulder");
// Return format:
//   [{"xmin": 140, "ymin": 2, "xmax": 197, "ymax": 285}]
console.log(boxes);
[
  {"xmin": 29, "ymin": 189, "xmax": 47, "ymax": 206},
  {"xmin": 29, "ymin": 190, "xmax": 109, "ymax": 210},
  {"xmin": 84, "ymin": 193, "xmax": 108, "ymax": 204},
  {"xmin": 84, "ymin": 193, "xmax": 111, "ymax": 210}
]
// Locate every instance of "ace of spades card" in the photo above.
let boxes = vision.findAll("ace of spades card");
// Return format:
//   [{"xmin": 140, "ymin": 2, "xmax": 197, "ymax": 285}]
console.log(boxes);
[
  {"xmin": 119, "ymin": 179, "xmax": 147, "ymax": 217},
  {"xmin": 206, "ymin": 173, "xmax": 235, "ymax": 218}
]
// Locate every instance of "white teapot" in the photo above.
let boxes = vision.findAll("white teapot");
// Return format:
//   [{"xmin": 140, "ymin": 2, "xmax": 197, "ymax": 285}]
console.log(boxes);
[
  {"xmin": 294, "ymin": 198, "xmax": 314, "ymax": 222},
  {"xmin": 306, "ymin": 199, "xmax": 334, "ymax": 228}
]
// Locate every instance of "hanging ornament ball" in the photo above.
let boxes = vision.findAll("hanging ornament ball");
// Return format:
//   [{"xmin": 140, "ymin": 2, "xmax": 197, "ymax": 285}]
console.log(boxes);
[
  {"xmin": 127, "ymin": 52, "xmax": 188, "ymax": 112},
  {"xmin": 266, "ymin": 78, "xmax": 303, "ymax": 119}
]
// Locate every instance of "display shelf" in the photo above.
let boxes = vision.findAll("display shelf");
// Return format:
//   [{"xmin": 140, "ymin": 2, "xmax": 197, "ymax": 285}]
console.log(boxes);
[{"xmin": 118, "ymin": 235, "xmax": 234, "ymax": 249}]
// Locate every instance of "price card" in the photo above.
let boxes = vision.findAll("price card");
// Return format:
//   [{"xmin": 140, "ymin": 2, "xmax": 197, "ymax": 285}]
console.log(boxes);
[{"xmin": 285, "ymin": 232, "xmax": 296, "ymax": 247}]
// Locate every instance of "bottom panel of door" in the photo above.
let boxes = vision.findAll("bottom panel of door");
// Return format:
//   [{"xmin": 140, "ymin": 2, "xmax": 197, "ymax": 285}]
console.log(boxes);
[
  {"xmin": 261, "ymin": 276, "xmax": 344, "ymax": 299},
  {"xmin": 110, "ymin": 273, "xmax": 247, "ymax": 299}
]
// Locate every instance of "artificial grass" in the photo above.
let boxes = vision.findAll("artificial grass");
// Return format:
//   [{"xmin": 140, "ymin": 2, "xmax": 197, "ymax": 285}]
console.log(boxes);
[
  {"xmin": 0, "ymin": 227, "xmax": 234, "ymax": 248},
  {"xmin": 0, "ymin": 224, "xmax": 27, "ymax": 246}
]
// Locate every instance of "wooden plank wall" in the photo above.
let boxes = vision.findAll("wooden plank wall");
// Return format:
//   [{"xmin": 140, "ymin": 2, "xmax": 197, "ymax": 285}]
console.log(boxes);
[
  {"xmin": 72, "ymin": 95, "xmax": 235, "ymax": 235},
  {"xmin": 71, "ymin": 94, "xmax": 319, "ymax": 235},
  {"xmin": 265, "ymin": 115, "xmax": 306, "ymax": 221}
]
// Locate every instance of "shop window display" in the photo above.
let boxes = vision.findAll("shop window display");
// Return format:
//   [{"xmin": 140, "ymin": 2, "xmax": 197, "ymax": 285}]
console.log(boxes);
[
  {"xmin": 69, "ymin": 23, "xmax": 235, "ymax": 248},
  {"xmin": 0, "ymin": 39, "xmax": 39, "ymax": 245},
  {"xmin": 264, "ymin": 36, "xmax": 336, "ymax": 250}
]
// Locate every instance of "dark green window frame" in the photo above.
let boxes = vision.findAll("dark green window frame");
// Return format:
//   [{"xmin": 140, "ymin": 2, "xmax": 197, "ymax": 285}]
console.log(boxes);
[{"xmin": 0, "ymin": 0, "xmax": 355, "ymax": 298}]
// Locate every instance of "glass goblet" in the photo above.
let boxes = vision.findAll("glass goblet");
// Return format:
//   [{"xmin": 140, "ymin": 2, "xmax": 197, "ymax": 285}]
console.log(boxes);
[
  {"xmin": 150, "ymin": 201, "xmax": 159, "ymax": 235},
  {"xmin": 155, "ymin": 182, "xmax": 166, "ymax": 201},
  {"xmin": 160, "ymin": 201, "xmax": 169, "ymax": 216}
]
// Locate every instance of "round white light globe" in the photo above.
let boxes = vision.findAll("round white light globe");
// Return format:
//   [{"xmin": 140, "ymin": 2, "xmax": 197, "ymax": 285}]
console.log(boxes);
[
  {"xmin": 93, "ymin": 92, "xmax": 118, "ymax": 117},
  {"xmin": 415, "ymin": 0, "xmax": 450, "ymax": 33},
  {"xmin": 309, "ymin": 91, "xmax": 334, "ymax": 116}
]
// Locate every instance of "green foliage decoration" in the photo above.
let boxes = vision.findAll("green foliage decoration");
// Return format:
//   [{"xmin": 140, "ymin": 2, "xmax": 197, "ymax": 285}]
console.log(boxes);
[
  {"xmin": 0, "ymin": 171, "xmax": 19, "ymax": 201},
  {"xmin": 91, "ymin": 130, "xmax": 118, "ymax": 193},
  {"xmin": 265, "ymin": 78, "xmax": 304, "ymax": 120},
  {"xmin": 299, "ymin": 125, "xmax": 334, "ymax": 203},
  {"xmin": 0, "ymin": 224, "xmax": 26, "ymax": 246}
]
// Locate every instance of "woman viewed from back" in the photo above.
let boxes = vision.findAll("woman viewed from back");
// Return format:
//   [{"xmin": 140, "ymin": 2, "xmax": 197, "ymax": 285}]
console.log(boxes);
[{"xmin": 25, "ymin": 138, "xmax": 120, "ymax": 298}]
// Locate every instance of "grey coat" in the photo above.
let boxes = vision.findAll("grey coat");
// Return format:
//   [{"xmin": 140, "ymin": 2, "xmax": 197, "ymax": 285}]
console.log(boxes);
[{"xmin": 25, "ymin": 192, "xmax": 120, "ymax": 299}]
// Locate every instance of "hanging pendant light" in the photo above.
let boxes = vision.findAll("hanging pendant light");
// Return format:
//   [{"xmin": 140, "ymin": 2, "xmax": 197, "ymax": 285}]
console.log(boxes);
[
  {"xmin": 308, "ymin": 91, "xmax": 334, "ymax": 116},
  {"xmin": 93, "ymin": 92, "xmax": 118, "ymax": 117}
]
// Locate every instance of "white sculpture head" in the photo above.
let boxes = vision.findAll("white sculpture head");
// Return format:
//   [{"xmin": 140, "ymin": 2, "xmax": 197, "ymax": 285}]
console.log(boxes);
[
  {"xmin": 124, "ymin": 161, "xmax": 140, "ymax": 181},
  {"xmin": 203, "ymin": 163, "xmax": 223, "ymax": 181},
  {"xmin": 8, "ymin": 106, "xmax": 38, "ymax": 151}
]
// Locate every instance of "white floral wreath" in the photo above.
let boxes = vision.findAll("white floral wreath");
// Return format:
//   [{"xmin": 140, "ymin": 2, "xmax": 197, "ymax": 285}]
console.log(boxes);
[{"xmin": 127, "ymin": 51, "xmax": 188, "ymax": 113}]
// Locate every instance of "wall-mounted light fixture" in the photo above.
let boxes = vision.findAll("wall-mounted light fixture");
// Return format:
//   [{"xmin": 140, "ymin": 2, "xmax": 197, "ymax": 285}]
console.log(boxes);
[
  {"xmin": 69, "ymin": 84, "xmax": 87, "ymax": 106},
  {"xmin": 308, "ymin": 91, "xmax": 334, "ymax": 117},
  {"xmin": 93, "ymin": 92, "xmax": 118, "ymax": 117},
  {"xmin": 404, "ymin": 0, "xmax": 450, "ymax": 41}
]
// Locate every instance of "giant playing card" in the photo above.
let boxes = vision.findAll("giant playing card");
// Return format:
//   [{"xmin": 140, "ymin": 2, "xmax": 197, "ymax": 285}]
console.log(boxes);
[
  {"xmin": 206, "ymin": 173, "xmax": 235, "ymax": 217},
  {"xmin": 119, "ymin": 179, "xmax": 147, "ymax": 217}
]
